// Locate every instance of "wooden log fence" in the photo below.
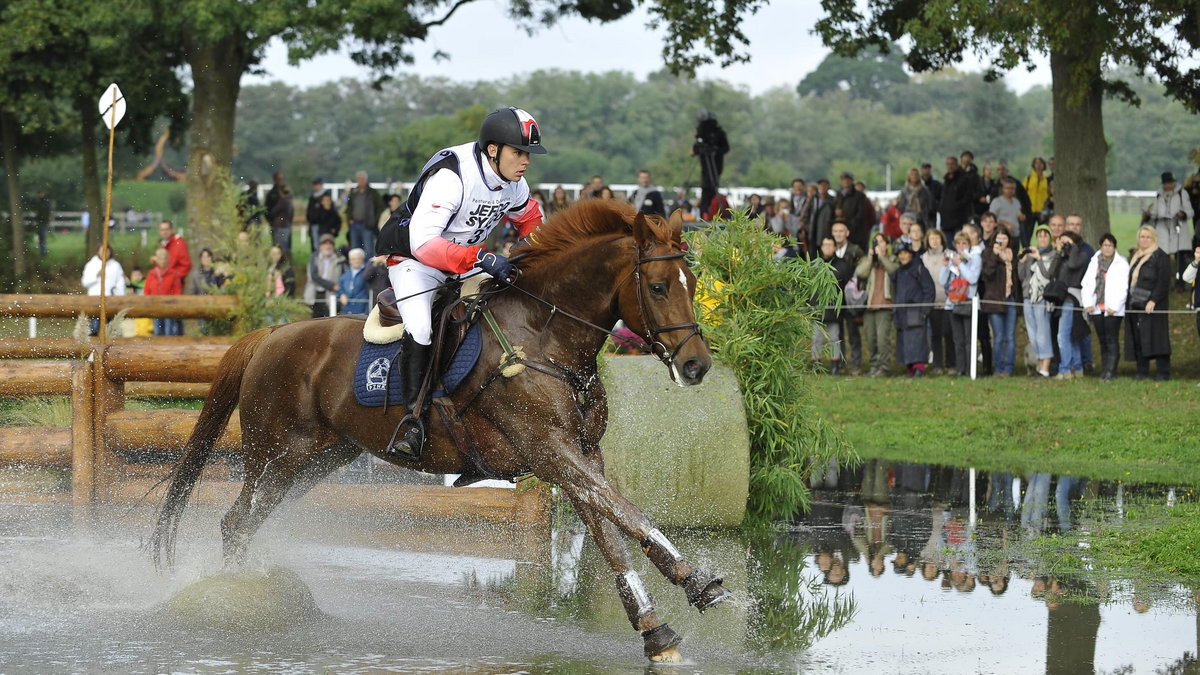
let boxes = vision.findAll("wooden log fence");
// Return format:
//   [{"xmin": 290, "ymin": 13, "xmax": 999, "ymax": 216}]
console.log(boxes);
[
  {"xmin": 0, "ymin": 294, "xmax": 238, "ymax": 319},
  {"xmin": 0, "ymin": 322, "xmax": 548, "ymax": 526}
]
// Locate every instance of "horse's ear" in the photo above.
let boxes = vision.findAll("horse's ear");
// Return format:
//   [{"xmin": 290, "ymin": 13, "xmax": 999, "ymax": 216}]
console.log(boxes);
[
  {"xmin": 631, "ymin": 211, "xmax": 658, "ymax": 251},
  {"xmin": 667, "ymin": 209, "xmax": 684, "ymax": 246}
]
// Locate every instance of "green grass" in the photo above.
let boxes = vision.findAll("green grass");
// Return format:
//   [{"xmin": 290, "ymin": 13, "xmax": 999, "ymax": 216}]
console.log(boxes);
[{"xmin": 816, "ymin": 309, "xmax": 1200, "ymax": 486}]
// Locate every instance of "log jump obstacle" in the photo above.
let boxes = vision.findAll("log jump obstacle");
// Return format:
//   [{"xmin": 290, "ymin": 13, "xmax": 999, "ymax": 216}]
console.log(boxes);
[{"xmin": 0, "ymin": 295, "xmax": 549, "ymax": 526}]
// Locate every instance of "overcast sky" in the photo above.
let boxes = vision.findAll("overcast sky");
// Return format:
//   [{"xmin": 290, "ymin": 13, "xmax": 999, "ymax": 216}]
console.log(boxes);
[{"xmin": 243, "ymin": 1, "xmax": 1051, "ymax": 94}]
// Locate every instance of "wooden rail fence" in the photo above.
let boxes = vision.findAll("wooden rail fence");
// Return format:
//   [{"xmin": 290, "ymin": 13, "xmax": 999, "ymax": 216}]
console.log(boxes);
[{"xmin": 0, "ymin": 295, "xmax": 548, "ymax": 526}]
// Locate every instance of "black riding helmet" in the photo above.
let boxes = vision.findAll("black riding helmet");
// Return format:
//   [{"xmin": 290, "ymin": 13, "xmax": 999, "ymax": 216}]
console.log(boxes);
[{"xmin": 479, "ymin": 107, "xmax": 548, "ymax": 156}]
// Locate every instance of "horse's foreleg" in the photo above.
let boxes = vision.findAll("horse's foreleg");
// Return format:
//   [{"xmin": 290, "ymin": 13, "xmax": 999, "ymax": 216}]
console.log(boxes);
[
  {"xmin": 569, "ymin": 483, "xmax": 682, "ymax": 662},
  {"xmin": 533, "ymin": 439, "xmax": 732, "ymax": 616}
]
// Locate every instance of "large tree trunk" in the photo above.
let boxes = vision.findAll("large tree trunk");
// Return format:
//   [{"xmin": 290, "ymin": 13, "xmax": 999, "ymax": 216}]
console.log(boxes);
[
  {"xmin": 1050, "ymin": 39, "xmax": 1109, "ymax": 244},
  {"xmin": 79, "ymin": 98, "xmax": 104, "ymax": 256},
  {"xmin": 1, "ymin": 111, "xmax": 26, "ymax": 285},
  {"xmin": 185, "ymin": 36, "xmax": 246, "ymax": 252}
]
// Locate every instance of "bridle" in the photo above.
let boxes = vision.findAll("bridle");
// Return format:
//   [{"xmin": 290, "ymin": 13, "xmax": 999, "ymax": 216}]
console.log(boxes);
[
  {"xmin": 629, "ymin": 247, "xmax": 704, "ymax": 368},
  {"xmin": 492, "ymin": 242, "xmax": 704, "ymax": 371}
]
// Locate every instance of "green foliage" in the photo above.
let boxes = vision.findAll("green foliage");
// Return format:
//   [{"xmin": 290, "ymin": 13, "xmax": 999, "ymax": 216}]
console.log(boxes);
[
  {"xmin": 686, "ymin": 213, "xmax": 855, "ymax": 525},
  {"xmin": 206, "ymin": 169, "xmax": 308, "ymax": 335},
  {"xmin": 0, "ymin": 397, "xmax": 72, "ymax": 427},
  {"xmin": 798, "ymin": 43, "xmax": 909, "ymax": 101},
  {"xmin": 744, "ymin": 532, "xmax": 857, "ymax": 651},
  {"xmin": 374, "ymin": 105, "xmax": 486, "ymax": 179}
]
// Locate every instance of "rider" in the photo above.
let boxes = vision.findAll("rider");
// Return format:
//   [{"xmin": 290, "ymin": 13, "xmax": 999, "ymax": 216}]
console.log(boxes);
[{"xmin": 375, "ymin": 106, "xmax": 547, "ymax": 460}]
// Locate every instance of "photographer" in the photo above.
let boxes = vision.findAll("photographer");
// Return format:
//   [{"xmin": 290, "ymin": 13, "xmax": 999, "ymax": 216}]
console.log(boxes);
[
  {"xmin": 1054, "ymin": 231, "xmax": 1090, "ymax": 379},
  {"xmin": 980, "ymin": 229, "xmax": 1021, "ymax": 377},
  {"xmin": 855, "ymin": 232, "xmax": 899, "ymax": 377},
  {"xmin": 1019, "ymin": 225, "xmax": 1059, "ymax": 378},
  {"xmin": 691, "ymin": 110, "xmax": 729, "ymax": 223},
  {"xmin": 1143, "ymin": 171, "xmax": 1194, "ymax": 291},
  {"xmin": 938, "ymin": 232, "xmax": 981, "ymax": 377}
]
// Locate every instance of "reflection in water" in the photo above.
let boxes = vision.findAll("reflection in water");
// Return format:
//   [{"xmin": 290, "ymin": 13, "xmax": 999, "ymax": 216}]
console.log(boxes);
[
  {"xmin": 0, "ymin": 463, "xmax": 1198, "ymax": 673},
  {"xmin": 799, "ymin": 459, "xmax": 1200, "ymax": 673}
]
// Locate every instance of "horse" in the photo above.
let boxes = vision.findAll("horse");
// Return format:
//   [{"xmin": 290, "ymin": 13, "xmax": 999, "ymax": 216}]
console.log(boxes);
[{"xmin": 150, "ymin": 200, "xmax": 731, "ymax": 662}]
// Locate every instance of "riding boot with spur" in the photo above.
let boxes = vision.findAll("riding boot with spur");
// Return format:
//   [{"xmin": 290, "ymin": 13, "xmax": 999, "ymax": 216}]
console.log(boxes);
[{"xmin": 387, "ymin": 333, "xmax": 433, "ymax": 462}]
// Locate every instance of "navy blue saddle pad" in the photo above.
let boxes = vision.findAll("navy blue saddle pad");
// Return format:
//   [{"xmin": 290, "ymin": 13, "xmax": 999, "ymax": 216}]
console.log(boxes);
[{"xmin": 353, "ymin": 322, "xmax": 482, "ymax": 407}]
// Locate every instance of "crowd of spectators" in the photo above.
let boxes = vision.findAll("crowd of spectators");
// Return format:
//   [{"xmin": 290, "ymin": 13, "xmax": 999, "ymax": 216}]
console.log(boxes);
[
  {"xmin": 766, "ymin": 154, "xmax": 1198, "ymax": 382},
  {"xmin": 79, "ymin": 157, "xmax": 1200, "ymax": 379}
]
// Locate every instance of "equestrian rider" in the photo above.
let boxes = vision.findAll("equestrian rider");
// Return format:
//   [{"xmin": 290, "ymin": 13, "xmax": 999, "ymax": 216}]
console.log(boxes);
[{"xmin": 375, "ymin": 106, "xmax": 547, "ymax": 460}]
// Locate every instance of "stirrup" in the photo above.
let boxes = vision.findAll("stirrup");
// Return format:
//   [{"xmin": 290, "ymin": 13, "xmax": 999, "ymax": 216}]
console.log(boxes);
[{"xmin": 385, "ymin": 413, "xmax": 425, "ymax": 462}]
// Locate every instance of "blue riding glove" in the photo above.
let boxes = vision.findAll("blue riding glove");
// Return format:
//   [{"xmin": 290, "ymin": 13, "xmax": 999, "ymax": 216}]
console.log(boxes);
[{"xmin": 475, "ymin": 251, "xmax": 516, "ymax": 282}]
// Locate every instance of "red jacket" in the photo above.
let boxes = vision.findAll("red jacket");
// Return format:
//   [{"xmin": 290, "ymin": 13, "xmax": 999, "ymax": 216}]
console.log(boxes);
[
  {"xmin": 882, "ymin": 205, "xmax": 903, "ymax": 240},
  {"xmin": 162, "ymin": 234, "xmax": 192, "ymax": 282},
  {"xmin": 144, "ymin": 265, "xmax": 182, "ymax": 296}
]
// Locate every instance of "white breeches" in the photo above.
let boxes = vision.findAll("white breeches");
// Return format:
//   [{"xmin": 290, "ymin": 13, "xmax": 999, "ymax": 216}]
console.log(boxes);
[{"xmin": 387, "ymin": 258, "xmax": 449, "ymax": 345}]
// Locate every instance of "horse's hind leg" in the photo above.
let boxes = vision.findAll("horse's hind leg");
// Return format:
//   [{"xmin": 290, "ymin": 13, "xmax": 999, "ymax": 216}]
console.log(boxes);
[
  {"xmin": 222, "ymin": 436, "xmax": 360, "ymax": 565},
  {"xmin": 570, "ymin": 492, "xmax": 683, "ymax": 662}
]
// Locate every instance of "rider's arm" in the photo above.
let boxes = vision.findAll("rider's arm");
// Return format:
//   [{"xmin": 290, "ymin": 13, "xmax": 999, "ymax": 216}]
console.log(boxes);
[
  {"xmin": 505, "ymin": 198, "xmax": 543, "ymax": 238},
  {"xmin": 408, "ymin": 169, "xmax": 480, "ymax": 274}
]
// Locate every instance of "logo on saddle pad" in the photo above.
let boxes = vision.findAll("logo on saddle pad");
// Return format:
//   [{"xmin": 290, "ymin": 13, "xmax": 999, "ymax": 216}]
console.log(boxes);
[{"xmin": 365, "ymin": 357, "xmax": 391, "ymax": 392}]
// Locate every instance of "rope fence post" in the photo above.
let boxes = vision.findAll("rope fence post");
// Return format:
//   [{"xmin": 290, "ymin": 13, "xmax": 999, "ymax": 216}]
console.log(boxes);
[{"xmin": 969, "ymin": 295, "xmax": 979, "ymax": 380}]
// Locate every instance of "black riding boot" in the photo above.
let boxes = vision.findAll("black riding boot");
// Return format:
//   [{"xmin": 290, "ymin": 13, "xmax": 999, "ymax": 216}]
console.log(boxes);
[{"xmin": 387, "ymin": 333, "xmax": 433, "ymax": 461}]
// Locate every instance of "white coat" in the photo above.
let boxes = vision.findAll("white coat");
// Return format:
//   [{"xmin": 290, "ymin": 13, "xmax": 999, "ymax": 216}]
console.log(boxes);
[{"xmin": 1080, "ymin": 251, "xmax": 1129, "ymax": 317}]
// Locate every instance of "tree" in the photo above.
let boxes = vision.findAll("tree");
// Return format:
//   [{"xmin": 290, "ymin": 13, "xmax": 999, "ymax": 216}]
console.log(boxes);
[
  {"xmin": 169, "ymin": 0, "xmax": 765, "ymax": 249},
  {"xmin": 815, "ymin": 0, "xmax": 1200, "ymax": 242},
  {"xmin": 797, "ymin": 43, "xmax": 909, "ymax": 101}
]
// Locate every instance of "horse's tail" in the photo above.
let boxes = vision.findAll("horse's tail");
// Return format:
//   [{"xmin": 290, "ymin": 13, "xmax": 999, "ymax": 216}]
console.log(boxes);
[{"xmin": 149, "ymin": 326, "xmax": 278, "ymax": 569}]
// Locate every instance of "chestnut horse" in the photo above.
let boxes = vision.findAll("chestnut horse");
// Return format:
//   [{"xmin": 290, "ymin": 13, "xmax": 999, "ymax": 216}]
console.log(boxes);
[{"xmin": 150, "ymin": 200, "xmax": 730, "ymax": 661}]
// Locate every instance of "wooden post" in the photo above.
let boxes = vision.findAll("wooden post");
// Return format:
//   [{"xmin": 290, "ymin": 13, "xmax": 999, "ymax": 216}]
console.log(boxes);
[
  {"xmin": 71, "ymin": 359, "xmax": 96, "ymax": 511},
  {"xmin": 91, "ymin": 346, "xmax": 125, "ymax": 502}
]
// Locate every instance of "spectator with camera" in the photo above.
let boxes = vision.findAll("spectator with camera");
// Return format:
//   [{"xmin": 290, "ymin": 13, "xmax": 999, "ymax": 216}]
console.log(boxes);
[
  {"xmin": 1081, "ymin": 233, "xmax": 1129, "ymax": 381},
  {"xmin": 1125, "ymin": 225, "xmax": 1173, "ymax": 380},
  {"xmin": 814, "ymin": 235, "xmax": 856, "ymax": 375},
  {"xmin": 856, "ymin": 232, "xmax": 899, "ymax": 377},
  {"xmin": 1020, "ymin": 225, "xmax": 1059, "ymax": 378},
  {"xmin": 980, "ymin": 228, "xmax": 1021, "ymax": 377},
  {"xmin": 891, "ymin": 241, "xmax": 935, "ymax": 377},
  {"xmin": 1053, "ymin": 230, "xmax": 1090, "ymax": 379},
  {"xmin": 939, "ymin": 232, "xmax": 981, "ymax": 377}
]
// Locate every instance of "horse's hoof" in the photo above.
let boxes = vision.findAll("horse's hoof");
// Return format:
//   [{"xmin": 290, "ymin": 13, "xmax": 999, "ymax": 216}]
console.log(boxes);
[
  {"xmin": 683, "ymin": 571, "xmax": 732, "ymax": 612},
  {"xmin": 650, "ymin": 646, "xmax": 683, "ymax": 663},
  {"xmin": 642, "ymin": 622, "xmax": 683, "ymax": 659}
]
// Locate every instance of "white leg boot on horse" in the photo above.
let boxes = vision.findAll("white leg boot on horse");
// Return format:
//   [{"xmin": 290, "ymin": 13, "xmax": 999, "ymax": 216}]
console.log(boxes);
[{"xmin": 571, "ymin": 491, "xmax": 683, "ymax": 662}]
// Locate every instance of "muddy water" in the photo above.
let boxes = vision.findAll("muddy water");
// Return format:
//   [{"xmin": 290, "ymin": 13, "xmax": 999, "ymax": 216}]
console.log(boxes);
[{"xmin": 0, "ymin": 461, "xmax": 1197, "ymax": 674}]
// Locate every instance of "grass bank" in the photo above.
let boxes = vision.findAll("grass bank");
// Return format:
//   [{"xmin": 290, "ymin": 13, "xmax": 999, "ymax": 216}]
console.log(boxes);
[{"xmin": 816, "ymin": 307, "xmax": 1200, "ymax": 486}]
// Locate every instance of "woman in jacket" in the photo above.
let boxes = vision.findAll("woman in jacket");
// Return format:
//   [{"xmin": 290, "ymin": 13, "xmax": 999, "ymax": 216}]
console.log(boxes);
[
  {"xmin": 855, "ymin": 232, "xmax": 899, "ymax": 377},
  {"xmin": 938, "ymin": 232, "xmax": 982, "ymax": 377},
  {"xmin": 1125, "ymin": 225, "xmax": 1172, "ymax": 380},
  {"xmin": 921, "ymin": 229, "xmax": 953, "ymax": 374},
  {"xmin": 891, "ymin": 242, "xmax": 935, "ymax": 377},
  {"xmin": 1054, "ymin": 230, "xmax": 1090, "ymax": 379},
  {"xmin": 896, "ymin": 167, "xmax": 934, "ymax": 227},
  {"xmin": 813, "ymin": 235, "xmax": 856, "ymax": 375},
  {"xmin": 1081, "ymin": 234, "xmax": 1129, "ymax": 381},
  {"xmin": 1024, "ymin": 158, "xmax": 1051, "ymax": 224},
  {"xmin": 1019, "ymin": 225, "xmax": 1059, "ymax": 377},
  {"xmin": 980, "ymin": 229, "xmax": 1021, "ymax": 377}
]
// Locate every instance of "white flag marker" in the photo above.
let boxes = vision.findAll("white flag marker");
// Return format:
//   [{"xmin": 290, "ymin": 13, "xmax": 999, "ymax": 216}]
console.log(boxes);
[{"xmin": 98, "ymin": 83, "xmax": 126, "ymax": 130}]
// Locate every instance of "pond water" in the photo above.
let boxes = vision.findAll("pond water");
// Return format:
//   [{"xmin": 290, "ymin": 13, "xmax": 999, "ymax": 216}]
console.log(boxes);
[{"xmin": 0, "ymin": 461, "xmax": 1196, "ymax": 674}]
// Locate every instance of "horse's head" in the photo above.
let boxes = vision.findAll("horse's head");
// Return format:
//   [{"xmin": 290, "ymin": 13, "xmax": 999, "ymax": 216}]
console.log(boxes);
[{"xmin": 618, "ymin": 210, "xmax": 712, "ymax": 386}]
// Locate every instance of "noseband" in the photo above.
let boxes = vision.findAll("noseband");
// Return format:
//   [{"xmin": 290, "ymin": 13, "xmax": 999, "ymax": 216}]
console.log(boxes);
[{"xmin": 630, "ymin": 249, "xmax": 705, "ymax": 368}]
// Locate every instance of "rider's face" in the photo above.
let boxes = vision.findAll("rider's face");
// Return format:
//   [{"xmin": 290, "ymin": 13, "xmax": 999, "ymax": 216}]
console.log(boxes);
[{"xmin": 491, "ymin": 145, "xmax": 530, "ymax": 181}]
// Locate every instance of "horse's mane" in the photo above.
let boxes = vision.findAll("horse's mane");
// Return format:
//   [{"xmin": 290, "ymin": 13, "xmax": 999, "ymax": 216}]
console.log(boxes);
[{"xmin": 517, "ymin": 199, "xmax": 676, "ymax": 271}]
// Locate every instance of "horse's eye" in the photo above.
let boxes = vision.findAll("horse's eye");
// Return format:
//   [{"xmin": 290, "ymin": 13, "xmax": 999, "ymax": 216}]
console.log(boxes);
[{"xmin": 649, "ymin": 283, "xmax": 667, "ymax": 296}]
